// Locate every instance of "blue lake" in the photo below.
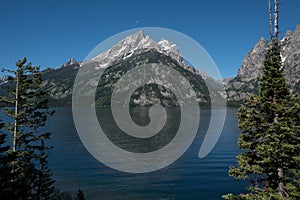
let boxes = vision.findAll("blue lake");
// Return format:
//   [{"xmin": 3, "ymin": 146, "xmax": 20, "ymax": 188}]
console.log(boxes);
[{"xmin": 46, "ymin": 107, "xmax": 247, "ymax": 199}]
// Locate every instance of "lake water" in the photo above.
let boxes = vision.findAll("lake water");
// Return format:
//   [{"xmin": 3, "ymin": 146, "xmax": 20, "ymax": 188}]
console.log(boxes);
[{"xmin": 47, "ymin": 107, "xmax": 247, "ymax": 199}]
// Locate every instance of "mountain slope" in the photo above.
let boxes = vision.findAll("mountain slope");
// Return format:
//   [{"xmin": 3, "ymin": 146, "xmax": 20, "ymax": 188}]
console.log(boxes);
[
  {"xmin": 226, "ymin": 25, "xmax": 300, "ymax": 104},
  {"xmin": 94, "ymin": 49, "xmax": 210, "ymax": 107}
]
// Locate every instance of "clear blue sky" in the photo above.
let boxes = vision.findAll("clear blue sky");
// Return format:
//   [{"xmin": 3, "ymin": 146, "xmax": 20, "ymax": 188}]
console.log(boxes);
[{"xmin": 0, "ymin": 0, "xmax": 299, "ymax": 78}]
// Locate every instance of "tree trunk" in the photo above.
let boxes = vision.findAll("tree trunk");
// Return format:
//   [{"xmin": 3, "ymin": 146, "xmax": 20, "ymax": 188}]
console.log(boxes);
[
  {"xmin": 11, "ymin": 71, "xmax": 19, "ymax": 177},
  {"xmin": 38, "ymin": 139, "xmax": 45, "ymax": 199},
  {"xmin": 269, "ymin": 0, "xmax": 273, "ymax": 40},
  {"xmin": 13, "ymin": 71, "xmax": 19, "ymax": 153},
  {"xmin": 278, "ymin": 167, "xmax": 288, "ymax": 197},
  {"xmin": 274, "ymin": 0, "xmax": 279, "ymax": 39}
]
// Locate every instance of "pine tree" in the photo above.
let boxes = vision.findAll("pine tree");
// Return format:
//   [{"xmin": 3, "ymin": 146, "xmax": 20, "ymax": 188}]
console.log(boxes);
[
  {"xmin": 0, "ymin": 57, "xmax": 55, "ymax": 199},
  {"xmin": 223, "ymin": 40, "xmax": 300, "ymax": 199}
]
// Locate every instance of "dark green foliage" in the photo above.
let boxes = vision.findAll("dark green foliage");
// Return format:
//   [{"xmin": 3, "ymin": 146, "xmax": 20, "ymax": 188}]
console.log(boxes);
[
  {"xmin": 224, "ymin": 41, "xmax": 300, "ymax": 199},
  {"xmin": 0, "ymin": 119, "xmax": 12, "ymax": 198},
  {"xmin": 36, "ymin": 139, "xmax": 55, "ymax": 199},
  {"xmin": 294, "ymin": 81, "xmax": 300, "ymax": 94},
  {"xmin": 0, "ymin": 58, "xmax": 55, "ymax": 199}
]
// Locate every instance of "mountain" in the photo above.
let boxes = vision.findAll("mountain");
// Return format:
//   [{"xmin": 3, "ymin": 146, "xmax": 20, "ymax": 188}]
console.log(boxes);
[
  {"xmin": 38, "ymin": 31, "xmax": 216, "ymax": 106},
  {"xmin": 0, "ymin": 75, "xmax": 10, "ymax": 85},
  {"xmin": 60, "ymin": 58, "xmax": 78, "ymax": 67},
  {"xmin": 226, "ymin": 25, "xmax": 300, "ymax": 104},
  {"xmin": 1, "ymin": 25, "xmax": 298, "ymax": 107}
]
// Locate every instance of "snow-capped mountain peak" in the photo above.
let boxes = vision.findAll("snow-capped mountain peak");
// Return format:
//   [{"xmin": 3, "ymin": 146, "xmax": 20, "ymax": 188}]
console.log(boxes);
[
  {"xmin": 158, "ymin": 38, "xmax": 183, "ymax": 65},
  {"xmin": 82, "ymin": 31, "xmax": 184, "ymax": 69},
  {"xmin": 158, "ymin": 38, "xmax": 176, "ymax": 50}
]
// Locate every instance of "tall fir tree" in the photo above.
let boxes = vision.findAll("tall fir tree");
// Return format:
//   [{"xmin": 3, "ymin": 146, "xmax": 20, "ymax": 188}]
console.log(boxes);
[
  {"xmin": 223, "ymin": 40, "xmax": 300, "ymax": 199},
  {"xmin": 0, "ymin": 58, "xmax": 55, "ymax": 199}
]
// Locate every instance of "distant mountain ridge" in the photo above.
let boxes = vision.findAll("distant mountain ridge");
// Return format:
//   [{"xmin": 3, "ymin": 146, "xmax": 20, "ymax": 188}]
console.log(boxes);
[
  {"xmin": 1, "ymin": 25, "xmax": 299, "ymax": 106},
  {"xmin": 40, "ymin": 31, "xmax": 218, "ymax": 106}
]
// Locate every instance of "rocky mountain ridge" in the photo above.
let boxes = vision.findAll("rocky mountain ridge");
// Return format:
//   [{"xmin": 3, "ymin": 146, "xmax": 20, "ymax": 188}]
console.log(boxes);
[
  {"xmin": 226, "ymin": 25, "xmax": 300, "ymax": 103},
  {"xmin": 60, "ymin": 58, "xmax": 78, "ymax": 68},
  {"xmin": 84, "ymin": 31, "xmax": 185, "ymax": 69}
]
